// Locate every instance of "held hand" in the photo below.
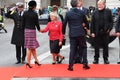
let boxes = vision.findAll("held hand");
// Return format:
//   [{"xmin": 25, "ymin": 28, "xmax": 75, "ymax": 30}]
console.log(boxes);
[
  {"xmin": 91, "ymin": 33, "xmax": 95, "ymax": 37},
  {"xmin": 39, "ymin": 29, "xmax": 43, "ymax": 33},
  {"xmin": 116, "ymin": 32, "xmax": 120, "ymax": 37},
  {"xmin": 59, "ymin": 41, "xmax": 62, "ymax": 46}
]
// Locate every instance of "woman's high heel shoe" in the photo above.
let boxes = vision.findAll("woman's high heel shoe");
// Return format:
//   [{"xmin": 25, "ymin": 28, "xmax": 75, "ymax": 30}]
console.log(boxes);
[
  {"xmin": 58, "ymin": 57, "xmax": 65, "ymax": 64},
  {"xmin": 52, "ymin": 61, "xmax": 56, "ymax": 65},
  {"xmin": 34, "ymin": 61, "xmax": 41, "ymax": 66},
  {"xmin": 26, "ymin": 63, "xmax": 32, "ymax": 68}
]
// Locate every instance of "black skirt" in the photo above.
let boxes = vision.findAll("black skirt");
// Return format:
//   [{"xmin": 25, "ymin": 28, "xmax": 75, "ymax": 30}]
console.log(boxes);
[{"xmin": 50, "ymin": 39, "xmax": 61, "ymax": 54}]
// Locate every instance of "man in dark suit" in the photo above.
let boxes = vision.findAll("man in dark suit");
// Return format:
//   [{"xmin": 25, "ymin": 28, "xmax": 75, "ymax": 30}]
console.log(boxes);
[
  {"xmin": 90, "ymin": 0, "xmax": 113, "ymax": 64},
  {"xmin": 63, "ymin": 0, "xmax": 90, "ymax": 71},
  {"xmin": 5, "ymin": 2, "xmax": 26, "ymax": 64},
  {"xmin": 74, "ymin": 0, "xmax": 90, "ymax": 64}
]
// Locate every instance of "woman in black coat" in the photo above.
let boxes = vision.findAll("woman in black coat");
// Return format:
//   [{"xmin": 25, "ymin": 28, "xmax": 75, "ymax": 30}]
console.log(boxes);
[{"xmin": 23, "ymin": 0, "xmax": 41, "ymax": 68}]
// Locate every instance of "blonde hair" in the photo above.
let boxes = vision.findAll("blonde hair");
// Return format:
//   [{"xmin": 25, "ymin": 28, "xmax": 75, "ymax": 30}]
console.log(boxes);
[{"xmin": 50, "ymin": 12, "xmax": 59, "ymax": 18}]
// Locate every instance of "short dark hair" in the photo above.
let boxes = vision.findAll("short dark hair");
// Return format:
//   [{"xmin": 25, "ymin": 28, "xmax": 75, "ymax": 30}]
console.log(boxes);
[
  {"xmin": 71, "ymin": 0, "xmax": 78, "ymax": 7},
  {"xmin": 28, "ymin": 0, "xmax": 37, "ymax": 8}
]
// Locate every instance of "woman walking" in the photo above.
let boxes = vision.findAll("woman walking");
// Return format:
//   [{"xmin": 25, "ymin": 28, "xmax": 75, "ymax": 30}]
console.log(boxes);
[
  {"xmin": 40, "ymin": 12, "xmax": 64, "ymax": 64},
  {"xmin": 23, "ymin": 0, "xmax": 41, "ymax": 68}
]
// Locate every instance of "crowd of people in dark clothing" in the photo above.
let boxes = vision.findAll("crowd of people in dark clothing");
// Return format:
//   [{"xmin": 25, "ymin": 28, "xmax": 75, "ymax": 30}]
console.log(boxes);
[{"xmin": 2, "ymin": 0, "xmax": 120, "ymax": 71}]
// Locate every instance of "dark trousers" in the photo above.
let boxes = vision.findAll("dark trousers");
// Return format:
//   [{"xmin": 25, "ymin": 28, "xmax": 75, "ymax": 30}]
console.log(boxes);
[
  {"xmin": 94, "ymin": 33, "xmax": 109, "ymax": 60},
  {"xmin": 69, "ymin": 36, "xmax": 88, "ymax": 68},
  {"xmin": 74, "ymin": 47, "xmax": 83, "ymax": 63},
  {"xmin": 16, "ymin": 45, "xmax": 26, "ymax": 62}
]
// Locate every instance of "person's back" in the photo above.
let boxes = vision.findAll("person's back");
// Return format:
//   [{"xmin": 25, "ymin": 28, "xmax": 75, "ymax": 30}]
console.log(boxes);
[
  {"xmin": 63, "ymin": 0, "xmax": 90, "ymax": 71},
  {"xmin": 23, "ymin": 9, "xmax": 39, "ymax": 30},
  {"xmin": 63, "ymin": 8, "xmax": 89, "ymax": 37}
]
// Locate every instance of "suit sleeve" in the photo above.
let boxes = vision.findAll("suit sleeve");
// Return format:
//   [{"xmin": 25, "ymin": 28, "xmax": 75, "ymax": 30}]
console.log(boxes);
[
  {"xmin": 35, "ymin": 13, "xmax": 40, "ymax": 31},
  {"xmin": 115, "ymin": 14, "xmax": 120, "ymax": 32},
  {"xmin": 62, "ymin": 12, "xmax": 68, "ymax": 35}
]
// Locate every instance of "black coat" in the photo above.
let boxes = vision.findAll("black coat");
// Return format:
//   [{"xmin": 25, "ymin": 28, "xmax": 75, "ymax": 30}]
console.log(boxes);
[
  {"xmin": 90, "ymin": 8, "xmax": 113, "ymax": 35},
  {"xmin": 63, "ymin": 8, "xmax": 89, "ymax": 37},
  {"xmin": 115, "ymin": 13, "xmax": 120, "ymax": 32},
  {"xmin": 6, "ymin": 11, "xmax": 24, "ymax": 46}
]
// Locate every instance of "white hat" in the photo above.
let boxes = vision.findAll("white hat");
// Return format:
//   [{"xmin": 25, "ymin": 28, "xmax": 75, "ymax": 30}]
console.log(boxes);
[{"xmin": 16, "ymin": 2, "xmax": 24, "ymax": 7}]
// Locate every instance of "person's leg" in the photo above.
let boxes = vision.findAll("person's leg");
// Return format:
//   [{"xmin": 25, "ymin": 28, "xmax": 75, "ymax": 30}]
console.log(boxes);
[
  {"xmin": 57, "ymin": 53, "xmax": 65, "ymax": 64},
  {"xmin": 74, "ymin": 47, "xmax": 83, "ymax": 64},
  {"xmin": 78, "ymin": 36, "xmax": 90, "ymax": 69},
  {"xmin": 52, "ymin": 53, "xmax": 57, "ymax": 64},
  {"xmin": 68, "ymin": 37, "xmax": 78, "ymax": 71},
  {"xmin": 26, "ymin": 48, "xmax": 32, "ymax": 68},
  {"xmin": 27, "ymin": 49, "xmax": 32, "ymax": 64},
  {"xmin": 22, "ymin": 46, "xmax": 26, "ymax": 63},
  {"xmin": 103, "ymin": 34, "xmax": 109, "ymax": 64},
  {"xmin": 32, "ymin": 49, "xmax": 40, "ymax": 64},
  {"xmin": 15, "ymin": 45, "xmax": 21, "ymax": 64},
  {"xmin": 93, "ymin": 36, "xmax": 100, "ymax": 64}
]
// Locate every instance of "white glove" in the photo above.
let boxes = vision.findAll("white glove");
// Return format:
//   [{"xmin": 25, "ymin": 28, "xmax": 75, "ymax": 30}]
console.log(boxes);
[{"xmin": 10, "ymin": 6, "xmax": 17, "ymax": 11}]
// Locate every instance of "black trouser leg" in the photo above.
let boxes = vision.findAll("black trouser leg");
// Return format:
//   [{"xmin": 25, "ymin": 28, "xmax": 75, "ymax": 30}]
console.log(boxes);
[
  {"xmin": 16, "ymin": 45, "xmax": 21, "ymax": 62},
  {"xmin": 103, "ymin": 34, "xmax": 109, "ymax": 60},
  {"xmin": 69, "ymin": 37, "xmax": 77, "ymax": 68},
  {"xmin": 79, "ymin": 36, "xmax": 88, "ymax": 64},
  {"xmin": 94, "ymin": 36, "xmax": 100, "ymax": 60},
  {"xmin": 22, "ymin": 46, "xmax": 26, "ymax": 61},
  {"xmin": 75, "ymin": 47, "xmax": 83, "ymax": 63}
]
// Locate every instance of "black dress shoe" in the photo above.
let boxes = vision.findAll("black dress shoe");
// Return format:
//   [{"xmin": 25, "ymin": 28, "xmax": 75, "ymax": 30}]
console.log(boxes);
[
  {"xmin": 93, "ymin": 60, "xmax": 99, "ymax": 64},
  {"xmin": 15, "ymin": 61, "xmax": 21, "ymax": 64},
  {"xmin": 83, "ymin": 64, "xmax": 90, "ymax": 69},
  {"xmin": 21, "ymin": 61, "xmax": 26, "ymax": 64},
  {"xmin": 117, "ymin": 62, "xmax": 120, "ymax": 64},
  {"xmin": 67, "ymin": 67, "xmax": 73, "ymax": 71},
  {"xmin": 104, "ymin": 60, "xmax": 110, "ymax": 64}
]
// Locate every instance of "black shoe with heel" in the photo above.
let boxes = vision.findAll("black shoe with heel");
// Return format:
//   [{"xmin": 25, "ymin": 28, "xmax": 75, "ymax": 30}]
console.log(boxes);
[
  {"xmin": 35, "ymin": 61, "xmax": 41, "ymax": 66},
  {"xmin": 26, "ymin": 63, "xmax": 32, "ymax": 68},
  {"xmin": 58, "ymin": 57, "xmax": 65, "ymax": 64},
  {"xmin": 52, "ymin": 61, "xmax": 56, "ymax": 65}
]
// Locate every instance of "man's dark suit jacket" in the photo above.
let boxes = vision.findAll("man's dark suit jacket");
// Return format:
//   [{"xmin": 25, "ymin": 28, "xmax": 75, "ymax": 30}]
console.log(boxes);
[
  {"xmin": 63, "ymin": 8, "xmax": 89, "ymax": 37},
  {"xmin": 90, "ymin": 8, "xmax": 113, "ymax": 35}
]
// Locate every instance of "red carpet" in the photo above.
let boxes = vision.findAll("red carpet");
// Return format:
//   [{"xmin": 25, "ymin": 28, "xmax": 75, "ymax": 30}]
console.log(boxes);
[
  {"xmin": 13, "ymin": 64, "xmax": 120, "ymax": 78},
  {"xmin": 0, "ymin": 64, "xmax": 120, "ymax": 80},
  {"xmin": 0, "ymin": 67, "xmax": 21, "ymax": 80}
]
